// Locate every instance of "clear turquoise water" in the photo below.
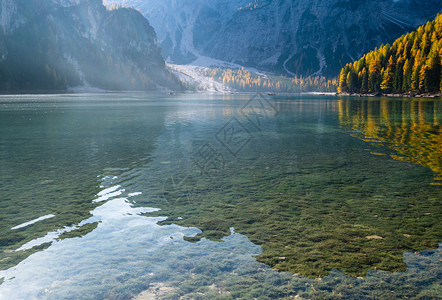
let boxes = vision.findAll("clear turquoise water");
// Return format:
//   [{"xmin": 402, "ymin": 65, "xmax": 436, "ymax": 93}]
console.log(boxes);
[{"xmin": 0, "ymin": 93, "xmax": 440, "ymax": 299}]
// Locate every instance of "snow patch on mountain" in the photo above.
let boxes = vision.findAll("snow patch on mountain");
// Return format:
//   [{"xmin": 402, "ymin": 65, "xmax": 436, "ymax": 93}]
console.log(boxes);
[
  {"xmin": 169, "ymin": 64, "xmax": 229, "ymax": 93},
  {"xmin": 310, "ymin": 48, "xmax": 328, "ymax": 77},
  {"xmin": 283, "ymin": 53, "xmax": 296, "ymax": 77},
  {"xmin": 63, "ymin": 53, "xmax": 103, "ymax": 92},
  {"xmin": 260, "ymin": 52, "xmax": 282, "ymax": 66},
  {"xmin": 109, "ymin": 0, "xmax": 442, "ymax": 77}
]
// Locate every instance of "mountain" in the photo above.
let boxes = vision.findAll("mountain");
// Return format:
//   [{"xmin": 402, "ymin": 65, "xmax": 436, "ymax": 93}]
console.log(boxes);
[
  {"xmin": 338, "ymin": 13, "xmax": 442, "ymax": 94},
  {"xmin": 108, "ymin": 0, "xmax": 441, "ymax": 77},
  {"xmin": 0, "ymin": 0, "xmax": 182, "ymax": 92}
]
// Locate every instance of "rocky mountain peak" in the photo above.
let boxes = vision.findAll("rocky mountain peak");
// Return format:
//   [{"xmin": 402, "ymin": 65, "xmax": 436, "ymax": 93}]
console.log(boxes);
[
  {"xmin": 0, "ymin": 0, "xmax": 182, "ymax": 92},
  {"xmin": 109, "ymin": 0, "xmax": 442, "ymax": 77}
]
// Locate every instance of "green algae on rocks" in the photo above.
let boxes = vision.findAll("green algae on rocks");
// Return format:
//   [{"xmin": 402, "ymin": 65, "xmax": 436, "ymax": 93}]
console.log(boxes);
[{"xmin": 144, "ymin": 97, "xmax": 442, "ymax": 278}]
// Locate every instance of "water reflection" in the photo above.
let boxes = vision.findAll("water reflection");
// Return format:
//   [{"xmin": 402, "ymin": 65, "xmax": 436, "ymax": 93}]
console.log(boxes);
[
  {"xmin": 0, "ymin": 94, "xmax": 441, "ymax": 299},
  {"xmin": 0, "ymin": 94, "xmax": 168, "ymax": 270},
  {"xmin": 136, "ymin": 95, "xmax": 441, "ymax": 278},
  {"xmin": 338, "ymin": 98, "xmax": 442, "ymax": 184}
]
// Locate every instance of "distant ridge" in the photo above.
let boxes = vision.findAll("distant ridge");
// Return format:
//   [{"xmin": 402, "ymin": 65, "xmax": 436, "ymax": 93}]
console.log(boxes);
[
  {"xmin": 106, "ymin": 0, "xmax": 441, "ymax": 77},
  {"xmin": 0, "ymin": 0, "xmax": 182, "ymax": 92}
]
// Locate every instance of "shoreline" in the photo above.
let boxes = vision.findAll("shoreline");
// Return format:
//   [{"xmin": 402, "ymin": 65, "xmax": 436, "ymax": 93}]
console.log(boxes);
[
  {"xmin": 336, "ymin": 92, "xmax": 442, "ymax": 99},
  {"xmin": 1, "ymin": 90, "xmax": 440, "ymax": 98}
]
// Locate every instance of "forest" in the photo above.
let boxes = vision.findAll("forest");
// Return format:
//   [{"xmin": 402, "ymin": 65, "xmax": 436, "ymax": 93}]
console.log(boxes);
[
  {"xmin": 205, "ymin": 68, "xmax": 337, "ymax": 93},
  {"xmin": 338, "ymin": 13, "xmax": 442, "ymax": 94}
]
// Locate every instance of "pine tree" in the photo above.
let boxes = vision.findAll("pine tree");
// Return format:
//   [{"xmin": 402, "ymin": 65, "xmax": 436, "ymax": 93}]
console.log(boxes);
[
  {"xmin": 381, "ymin": 56, "xmax": 394, "ymax": 92},
  {"xmin": 419, "ymin": 64, "xmax": 428, "ymax": 90},
  {"xmin": 361, "ymin": 68, "xmax": 369, "ymax": 92},
  {"xmin": 368, "ymin": 56, "xmax": 382, "ymax": 92},
  {"xmin": 393, "ymin": 58, "xmax": 404, "ymax": 92},
  {"xmin": 403, "ymin": 59, "xmax": 412, "ymax": 91},
  {"xmin": 440, "ymin": 67, "xmax": 442, "ymax": 91},
  {"xmin": 337, "ymin": 13, "xmax": 442, "ymax": 94},
  {"xmin": 347, "ymin": 69, "xmax": 357, "ymax": 91},
  {"xmin": 423, "ymin": 47, "xmax": 441, "ymax": 92},
  {"xmin": 420, "ymin": 32, "xmax": 431, "ymax": 56},
  {"xmin": 338, "ymin": 65, "xmax": 350, "ymax": 92}
]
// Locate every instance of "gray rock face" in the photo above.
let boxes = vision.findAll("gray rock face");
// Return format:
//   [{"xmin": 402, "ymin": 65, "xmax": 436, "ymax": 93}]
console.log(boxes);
[
  {"xmin": 112, "ymin": 0, "xmax": 441, "ymax": 76},
  {"xmin": 0, "ymin": 0, "xmax": 181, "ymax": 92}
]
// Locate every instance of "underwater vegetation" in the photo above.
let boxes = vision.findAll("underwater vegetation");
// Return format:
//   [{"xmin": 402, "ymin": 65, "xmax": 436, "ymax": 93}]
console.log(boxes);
[
  {"xmin": 128, "ymin": 241, "xmax": 441, "ymax": 299},
  {"xmin": 338, "ymin": 98, "xmax": 442, "ymax": 184},
  {"xmin": 0, "ymin": 95, "xmax": 440, "ymax": 284},
  {"xmin": 145, "ymin": 97, "xmax": 441, "ymax": 278}
]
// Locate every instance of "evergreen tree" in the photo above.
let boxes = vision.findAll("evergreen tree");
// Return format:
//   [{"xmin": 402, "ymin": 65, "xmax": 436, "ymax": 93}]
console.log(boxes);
[
  {"xmin": 381, "ymin": 56, "xmax": 394, "ymax": 92},
  {"xmin": 361, "ymin": 68, "xmax": 369, "ymax": 92},
  {"xmin": 347, "ymin": 69, "xmax": 357, "ymax": 91},
  {"xmin": 338, "ymin": 65, "xmax": 350, "ymax": 92},
  {"xmin": 403, "ymin": 59, "xmax": 412, "ymax": 91},
  {"xmin": 393, "ymin": 58, "xmax": 404, "ymax": 92},
  {"xmin": 368, "ymin": 56, "xmax": 382, "ymax": 92},
  {"xmin": 423, "ymin": 47, "xmax": 441, "ymax": 92},
  {"xmin": 337, "ymin": 13, "xmax": 442, "ymax": 94}
]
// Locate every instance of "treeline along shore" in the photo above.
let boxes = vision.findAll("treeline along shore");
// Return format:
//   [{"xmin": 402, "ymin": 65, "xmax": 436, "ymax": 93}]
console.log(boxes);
[{"xmin": 337, "ymin": 13, "xmax": 442, "ymax": 96}]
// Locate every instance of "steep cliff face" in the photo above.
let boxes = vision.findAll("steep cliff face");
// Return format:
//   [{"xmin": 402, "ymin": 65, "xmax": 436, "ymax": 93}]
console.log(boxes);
[
  {"xmin": 110, "ymin": 0, "xmax": 441, "ymax": 77},
  {"xmin": 0, "ymin": 0, "xmax": 182, "ymax": 92}
]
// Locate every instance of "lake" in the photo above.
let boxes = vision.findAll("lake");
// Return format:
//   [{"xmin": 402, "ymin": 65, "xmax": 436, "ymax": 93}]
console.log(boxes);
[{"xmin": 0, "ymin": 93, "xmax": 441, "ymax": 299}]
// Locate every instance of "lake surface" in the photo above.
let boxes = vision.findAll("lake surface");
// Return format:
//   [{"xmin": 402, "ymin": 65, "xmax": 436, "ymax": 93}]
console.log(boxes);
[{"xmin": 0, "ymin": 93, "xmax": 440, "ymax": 299}]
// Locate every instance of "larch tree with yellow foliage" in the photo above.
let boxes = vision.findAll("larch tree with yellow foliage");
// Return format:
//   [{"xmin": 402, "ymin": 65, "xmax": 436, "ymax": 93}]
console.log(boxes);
[{"xmin": 338, "ymin": 13, "xmax": 442, "ymax": 94}]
